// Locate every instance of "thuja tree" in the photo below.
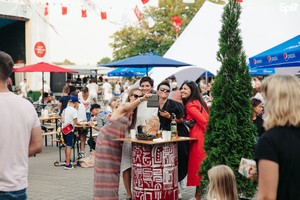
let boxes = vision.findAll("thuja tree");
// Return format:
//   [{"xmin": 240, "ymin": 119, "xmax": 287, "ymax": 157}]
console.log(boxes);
[{"xmin": 199, "ymin": 0, "xmax": 257, "ymax": 198}]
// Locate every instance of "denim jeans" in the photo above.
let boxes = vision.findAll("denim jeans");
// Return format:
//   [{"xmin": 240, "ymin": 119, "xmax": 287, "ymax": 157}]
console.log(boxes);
[{"xmin": 0, "ymin": 188, "xmax": 27, "ymax": 200}]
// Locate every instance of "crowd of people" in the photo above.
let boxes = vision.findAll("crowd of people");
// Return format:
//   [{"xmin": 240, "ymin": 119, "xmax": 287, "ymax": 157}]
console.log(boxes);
[{"xmin": 1, "ymin": 49, "xmax": 300, "ymax": 200}]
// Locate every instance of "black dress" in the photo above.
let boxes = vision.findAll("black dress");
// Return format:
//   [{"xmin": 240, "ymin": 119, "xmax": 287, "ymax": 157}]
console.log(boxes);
[
  {"xmin": 158, "ymin": 99, "xmax": 190, "ymax": 182},
  {"xmin": 253, "ymin": 115, "xmax": 265, "ymax": 137}
]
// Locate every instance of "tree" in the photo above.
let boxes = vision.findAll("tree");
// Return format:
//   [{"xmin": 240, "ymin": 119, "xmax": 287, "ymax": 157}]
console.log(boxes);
[
  {"xmin": 110, "ymin": 0, "xmax": 206, "ymax": 60},
  {"xmin": 97, "ymin": 57, "xmax": 111, "ymax": 65},
  {"xmin": 200, "ymin": 0, "xmax": 257, "ymax": 198},
  {"xmin": 52, "ymin": 59, "xmax": 75, "ymax": 65}
]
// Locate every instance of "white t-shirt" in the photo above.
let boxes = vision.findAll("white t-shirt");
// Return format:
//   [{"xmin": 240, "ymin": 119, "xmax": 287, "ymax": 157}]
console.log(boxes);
[
  {"xmin": 62, "ymin": 106, "xmax": 78, "ymax": 128},
  {"xmin": 102, "ymin": 82, "xmax": 112, "ymax": 100},
  {"xmin": 0, "ymin": 92, "xmax": 40, "ymax": 191},
  {"xmin": 78, "ymin": 92, "xmax": 95, "ymax": 113},
  {"xmin": 77, "ymin": 103, "xmax": 87, "ymax": 122},
  {"xmin": 88, "ymin": 83, "xmax": 98, "ymax": 98}
]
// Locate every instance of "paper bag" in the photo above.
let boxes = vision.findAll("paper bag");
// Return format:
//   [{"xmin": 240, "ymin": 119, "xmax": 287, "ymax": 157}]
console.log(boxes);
[{"xmin": 238, "ymin": 158, "xmax": 257, "ymax": 179}]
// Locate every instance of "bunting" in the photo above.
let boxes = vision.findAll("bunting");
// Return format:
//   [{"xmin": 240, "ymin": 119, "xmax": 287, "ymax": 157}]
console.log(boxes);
[
  {"xmin": 81, "ymin": 9, "xmax": 87, "ymax": 18},
  {"xmin": 62, "ymin": 6, "xmax": 67, "ymax": 15},
  {"xmin": 141, "ymin": 0, "xmax": 149, "ymax": 4},
  {"xmin": 134, "ymin": 5, "xmax": 142, "ymax": 21},
  {"xmin": 44, "ymin": 2, "xmax": 49, "ymax": 16},
  {"xmin": 101, "ymin": 11, "xmax": 107, "ymax": 20}
]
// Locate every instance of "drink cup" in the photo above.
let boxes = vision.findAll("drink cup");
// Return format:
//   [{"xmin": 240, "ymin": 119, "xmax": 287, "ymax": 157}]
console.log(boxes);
[
  {"xmin": 130, "ymin": 129, "xmax": 136, "ymax": 139},
  {"xmin": 162, "ymin": 130, "xmax": 171, "ymax": 141}
]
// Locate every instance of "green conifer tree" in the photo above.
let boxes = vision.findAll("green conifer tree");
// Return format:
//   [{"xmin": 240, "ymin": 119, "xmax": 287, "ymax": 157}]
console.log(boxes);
[{"xmin": 200, "ymin": 0, "xmax": 257, "ymax": 198}]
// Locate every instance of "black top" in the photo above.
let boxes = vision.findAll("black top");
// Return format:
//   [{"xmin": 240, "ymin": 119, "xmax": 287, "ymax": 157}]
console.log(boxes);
[
  {"xmin": 255, "ymin": 126, "xmax": 300, "ymax": 200},
  {"xmin": 253, "ymin": 115, "xmax": 265, "ymax": 137},
  {"xmin": 59, "ymin": 95, "xmax": 71, "ymax": 115}
]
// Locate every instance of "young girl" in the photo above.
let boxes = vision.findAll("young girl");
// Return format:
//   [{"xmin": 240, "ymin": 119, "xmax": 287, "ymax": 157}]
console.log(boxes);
[{"xmin": 207, "ymin": 165, "xmax": 238, "ymax": 200}]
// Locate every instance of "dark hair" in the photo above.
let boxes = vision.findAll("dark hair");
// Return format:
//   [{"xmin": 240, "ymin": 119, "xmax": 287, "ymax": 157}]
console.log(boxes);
[
  {"xmin": 81, "ymin": 87, "xmax": 89, "ymax": 93},
  {"xmin": 180, "ymin": 80, "xmax": 209, "ymax": 113},
  {"xmin": 0, "ymin": 51, "xmax": 14, "ymax": 81},
  {"xmin": 127, "ymin": 88, "xmax": 141, "ymax": 130},
  {"xmin": 251, "ymin": 98, "xmax": 262, "ymax": 107},
  {"xmin": 140, "ymin": 76, "xmax": 154, "ymax": 87},
  {"xmin": 156, "ymin": 81, "xmax": 170, "ymax": 91}
]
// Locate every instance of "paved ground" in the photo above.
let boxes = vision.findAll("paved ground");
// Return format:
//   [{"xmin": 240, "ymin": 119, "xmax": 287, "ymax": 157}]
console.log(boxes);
[{"xmin": 27, "ymin": 144, "xmax": 197, "ymax": 200}]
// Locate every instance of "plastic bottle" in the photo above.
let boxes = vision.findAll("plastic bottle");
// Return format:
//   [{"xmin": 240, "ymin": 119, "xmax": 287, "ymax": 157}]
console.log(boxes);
[{"xmin": 170, "ymin": 113, "xmax": 177, "ymax": 139}]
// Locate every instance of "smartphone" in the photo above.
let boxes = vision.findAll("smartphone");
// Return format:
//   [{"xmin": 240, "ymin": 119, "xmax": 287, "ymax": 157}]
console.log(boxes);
[{"xmin": 147, "ymin": 94, "xmax": 159, "ymax": 108}]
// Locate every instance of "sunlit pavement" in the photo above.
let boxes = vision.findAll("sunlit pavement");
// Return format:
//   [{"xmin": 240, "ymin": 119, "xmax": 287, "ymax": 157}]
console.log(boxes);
[{"xmin": 28, "ymin": 145, "xmax": 196, "ymax": 200}]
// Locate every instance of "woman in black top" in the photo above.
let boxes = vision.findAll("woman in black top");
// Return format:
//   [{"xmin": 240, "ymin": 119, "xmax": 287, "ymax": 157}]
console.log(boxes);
[
  {"xmin": 255, "ymin": 75, "xmax": 300, "ymax": 200},
  {"xmin": 251, "ymin": 98, "xmax": 264, "ymax": 138}
]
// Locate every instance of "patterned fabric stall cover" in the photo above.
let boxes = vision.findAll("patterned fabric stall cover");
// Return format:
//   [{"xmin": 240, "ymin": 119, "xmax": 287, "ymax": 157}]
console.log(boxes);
[{"xmin": 132, "ymin": 142, "xmax": 178, "ymax": 200}]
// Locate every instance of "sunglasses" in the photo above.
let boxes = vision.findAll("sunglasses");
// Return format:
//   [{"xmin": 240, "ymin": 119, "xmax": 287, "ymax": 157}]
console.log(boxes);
[
  {"xmin": 131, "ymin": 94, "xmax": 143, "ymax": 98},
  {"xmin": 159, "ymin": 88, "xmax": 170, "ymax": 93}
]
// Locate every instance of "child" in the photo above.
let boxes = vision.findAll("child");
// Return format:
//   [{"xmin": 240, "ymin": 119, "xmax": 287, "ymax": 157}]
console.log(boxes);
[{"xmin": 207, "ymin": 165, "xmax": 238, "ymax": 200}]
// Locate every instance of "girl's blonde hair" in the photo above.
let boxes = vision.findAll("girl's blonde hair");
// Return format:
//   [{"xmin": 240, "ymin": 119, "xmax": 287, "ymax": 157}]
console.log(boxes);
[
  {"xmin": 207, "ymin": 165, "xmax": 238, "ymax": 200},
  {"xmin": 261, "ymin": 75, "xmax": 300, "ymax": 130}
]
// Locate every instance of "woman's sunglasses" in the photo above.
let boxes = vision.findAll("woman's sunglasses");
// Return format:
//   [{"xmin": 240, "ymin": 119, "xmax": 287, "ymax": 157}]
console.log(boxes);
[{"xmin": 131, "ymin": 94, "xmax": 143, "ymax": 98}]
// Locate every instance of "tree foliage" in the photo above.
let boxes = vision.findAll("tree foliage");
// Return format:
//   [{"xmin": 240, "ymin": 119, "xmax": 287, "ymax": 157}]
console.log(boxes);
[
  {"xmin": 110, "ymin": 0, "xmax": 207, "ymax": 60},
  {"xmin": 97, "ymin": 57, "xmax": 111, "ymax": 65},
  {"xmin": 52, "ymin": 59, "xmax": 75, "ymax": 65},
  {"xmin": 200, "ymin": 0, "xmax": 257, "ymax": 198}
]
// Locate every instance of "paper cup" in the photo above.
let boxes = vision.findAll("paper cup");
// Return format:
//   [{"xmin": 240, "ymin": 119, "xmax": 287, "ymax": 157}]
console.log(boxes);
[
  {"xmin": 162, "ymin": 130, "xmax": 171, "ymax": 141},
  {"xmin": 130, "ymin": 129, "xmax": 136, "ymax": 139}
]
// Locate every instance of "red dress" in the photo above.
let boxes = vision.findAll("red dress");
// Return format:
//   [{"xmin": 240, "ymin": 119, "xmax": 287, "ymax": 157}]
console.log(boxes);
[{"xmin": 185, "ymin": 100, "xmax": 209, "ymax": 186}]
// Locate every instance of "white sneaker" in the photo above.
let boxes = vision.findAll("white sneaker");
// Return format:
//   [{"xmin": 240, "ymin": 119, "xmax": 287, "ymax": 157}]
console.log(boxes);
[{"xmin": 178, "ymin": 192, "xmax": 183, "ymax": 199}]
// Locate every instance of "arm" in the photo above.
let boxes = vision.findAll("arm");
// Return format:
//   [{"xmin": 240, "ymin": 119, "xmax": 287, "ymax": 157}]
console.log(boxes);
[
  {"xmin": 28, "ymin": 126, "xmax": 43, "ymax": 157},
  {"xmin": 186, "ymin": 101, "xmax": 208, "ymax": 129},
  {"xmin": 257, "ymin": 159, "xmax": 279, "ymax": 200}
]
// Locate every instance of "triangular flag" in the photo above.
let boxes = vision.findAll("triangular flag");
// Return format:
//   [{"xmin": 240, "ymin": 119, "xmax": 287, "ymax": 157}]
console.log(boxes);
[
  {"xmin": 101, "ymin": 11, "xmax": 107, "ymax": 20},
  {"xmin": 172, "ymin": 16, "xmax": 182, "ymax": 27},
  {"xmin": 237, "ymin": 0, "xmax": 243, "ymax": 2},
  {"xmin": 81, "ymin": 9, "xmax": 87, "ymax": 18},
  {"xmin": 141, "ymin": 0, "xmax": 149, "ymax": 4},
  {"xmin": 44, "ymin": 2, "xmax": 49, "ymax": 16},
  {"xmin": 44, "ymin": 6, "xmax": 48, "ymax": 16},
  {"xmin": 62, "ymin": 6, "xmax": 67, "ymax": 15},
  {"xmin": 134, "ymin": 5, "xmax": 142, "ymax": 21}
]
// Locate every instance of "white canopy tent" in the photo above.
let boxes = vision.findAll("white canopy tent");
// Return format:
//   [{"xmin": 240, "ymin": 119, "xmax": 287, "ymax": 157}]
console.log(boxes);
[{"xmin": 148, "ymin": 0, "xmax": 300, "ymax": 87}]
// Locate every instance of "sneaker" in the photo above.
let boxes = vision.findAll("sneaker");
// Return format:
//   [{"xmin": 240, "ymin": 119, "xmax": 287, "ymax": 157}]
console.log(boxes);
[
  {"xmin": 64, "ymin": 164, "xmax": 75, "ymax": 170},
  {"xmin": 78, "ymin": 152, "xmax": 86, "ymax": 159}
]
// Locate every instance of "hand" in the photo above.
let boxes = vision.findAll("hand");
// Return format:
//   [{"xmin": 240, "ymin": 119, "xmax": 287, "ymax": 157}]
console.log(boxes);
[
  {"xmin": 159, "ymin": 110, "xmax": 171, "ymax": 119},
  {"xmin": 140, "ymin": 93, "xmax": 152, "ymax": 101}
]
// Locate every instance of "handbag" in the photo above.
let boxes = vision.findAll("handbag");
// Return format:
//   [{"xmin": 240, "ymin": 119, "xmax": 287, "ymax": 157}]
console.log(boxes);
[
  {"xmin": 183, "ymin": 119, "xmax": 196, "ymax": 128},
  {"xmin": 62, "ymin": 124, "xmax": 73, "ymax": 135}
]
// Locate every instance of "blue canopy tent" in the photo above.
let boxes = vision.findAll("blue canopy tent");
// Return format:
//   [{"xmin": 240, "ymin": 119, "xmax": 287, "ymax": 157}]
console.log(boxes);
[
  {"xmin": 107, "ymin": 67, "xmax": 153, "ymax": 77},
  {"xmin": 101, "ymin": 52, "xmax": 191, "ymax": 75},
  {"xmin": 249, "ymin": 35, "xmax": 300, "ymax": 69},
  {"xmin": 249, "ymin": 67, "xmax": 275, "ymax": 76}
]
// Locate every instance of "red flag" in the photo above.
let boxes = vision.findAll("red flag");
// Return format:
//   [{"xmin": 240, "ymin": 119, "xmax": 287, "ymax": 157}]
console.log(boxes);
[
  {"xmin": 81, "ymin": 9, "xmax": 87, "ymax": 18},
  {"xmin": 101, "ymin": 11, "xmax": 107, "ymax": 20},
  {"xmin": 44, "ymin": 6, "xmax": 48, "ymax": 16},
  {"xmin": 134, "ymin": 5, "xmax": 142, "ymax": 21},
  {"xmin": 62, "ymin": 6, "xmax": 67, "ymax": 15},
  {"xmin": 141, "ymin": 0, "xmax": 149, "ymax": 4},
  {"xmin": 44, "ymin": 2, "xmax": 49, "ymax": 16},
  {"xmin": 237, "ymin": 0, "xmax": 243, "ymax": 2},
  {"xmin": 172, "ymin": 16, "xmax": 182, "ymax": 27}
]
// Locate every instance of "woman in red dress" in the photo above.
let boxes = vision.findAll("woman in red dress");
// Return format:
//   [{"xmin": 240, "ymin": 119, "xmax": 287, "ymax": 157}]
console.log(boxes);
[{"xmin": 180, "ymin": 81, "xmax": 209, "ymax": 200}]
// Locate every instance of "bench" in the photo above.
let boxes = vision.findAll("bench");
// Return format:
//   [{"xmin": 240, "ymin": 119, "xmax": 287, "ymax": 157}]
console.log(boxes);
[{"xmin": 42, "ymin": 131, "xmax": 57, "ymax": 146}]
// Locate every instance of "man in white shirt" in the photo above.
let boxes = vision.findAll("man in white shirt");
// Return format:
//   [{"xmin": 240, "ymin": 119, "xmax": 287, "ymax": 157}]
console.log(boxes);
[
  {"xmin": 0, "ymin": 51, "xmax": 42, "ymax": 198},
  {"xmin": 76, "ymin": 98, "xmax": 88, "ymax": 158},
  {"xmin": 20, "ymin": 78, "xmax": 28, "ymax": 97},
  {"xmin": 102, "ymin": 78, "xmax": 112, "ymax": 106}
]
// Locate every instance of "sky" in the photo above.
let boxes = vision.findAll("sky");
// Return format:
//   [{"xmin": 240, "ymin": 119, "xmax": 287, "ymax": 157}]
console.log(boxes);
[{"xmin": 46, "ymin": 0, "xmax": 158, "ymax": 65}]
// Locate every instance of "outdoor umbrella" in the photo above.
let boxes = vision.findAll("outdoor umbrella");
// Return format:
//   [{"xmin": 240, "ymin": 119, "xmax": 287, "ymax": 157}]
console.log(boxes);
[
  {"xmin": 100, "ymin": 52, "xmax": 192, "ymax": 75},
  {"xmin": 108, "ymin": 67, "xmax": 153, "ymax": 77},
  {"xmin": 13, "ymin": 62, "xmax": 78, "ymax": 95}
]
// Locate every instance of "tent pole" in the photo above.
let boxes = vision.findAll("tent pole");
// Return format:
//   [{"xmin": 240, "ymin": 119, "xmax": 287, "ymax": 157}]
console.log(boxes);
[{"xmin": 42, "ymin": 72, "xmax": 44, "ymax": 101}]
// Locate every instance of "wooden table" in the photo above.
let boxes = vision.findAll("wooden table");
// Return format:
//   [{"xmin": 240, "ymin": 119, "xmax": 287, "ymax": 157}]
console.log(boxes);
[
  {"xmin": 39, "ymin": 115, "xmax": 61, "ymax": 146},
  {"xmin": 115, "ymin": 137, "xmax": 197, "ymax": 200}
]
